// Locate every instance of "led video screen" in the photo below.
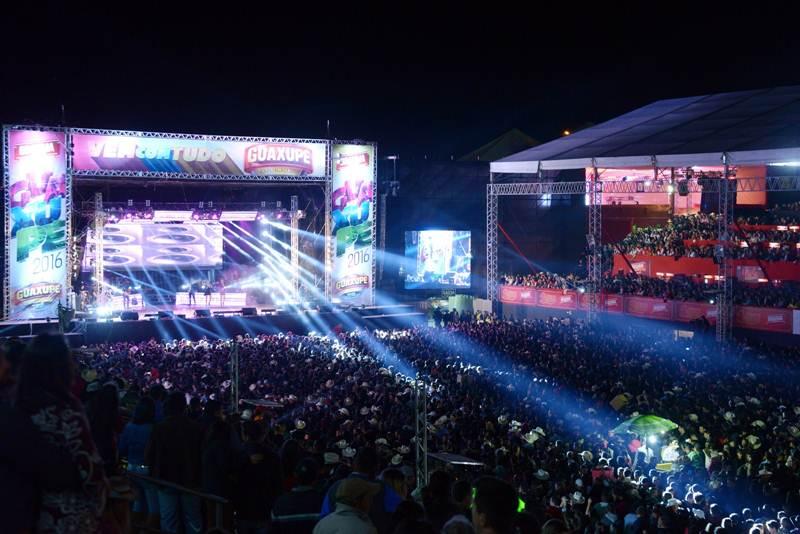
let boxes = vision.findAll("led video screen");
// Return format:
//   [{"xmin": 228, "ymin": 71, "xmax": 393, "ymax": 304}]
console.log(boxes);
[
  {"xmin": 83, "ymin": 222, "xmax": 224, "ymax": 270},
  {"xmin": 404, "ymin": 230, "xmax": 471, "ymax": 289}
]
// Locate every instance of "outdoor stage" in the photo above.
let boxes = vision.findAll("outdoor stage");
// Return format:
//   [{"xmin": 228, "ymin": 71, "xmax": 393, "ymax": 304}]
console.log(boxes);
[
  {"xmin": 0, "ymin": 305, "xmax": 426, "ymax": 345},
  {"xmin": 3, "ymin": 126, "xmax": 379, "ymax": 334}
]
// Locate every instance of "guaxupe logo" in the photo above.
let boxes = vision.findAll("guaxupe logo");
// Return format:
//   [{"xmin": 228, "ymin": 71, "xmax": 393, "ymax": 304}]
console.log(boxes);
[
  {"xmin": 244, "ymin": 143, "xmax": 314, "ymax": 175},
  {"xmin": 336, "ymin": 275, "xmax": 369, "ymax": 294},
  {"xmin": 13, "ymin": 282, "xmax": 62, "ymax": 306}
]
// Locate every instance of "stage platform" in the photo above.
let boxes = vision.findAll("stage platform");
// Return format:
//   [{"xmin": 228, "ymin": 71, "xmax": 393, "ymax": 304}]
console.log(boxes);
[{"xmin": 0, "ymin": 305, "xmax": 426, "ymax": 345}]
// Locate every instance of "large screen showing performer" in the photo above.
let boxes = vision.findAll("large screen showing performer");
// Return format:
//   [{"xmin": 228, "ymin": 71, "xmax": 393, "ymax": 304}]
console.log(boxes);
[
  {"xmin": 83, "ymin": 223, "xmax": 224, "ymax": 270},
  {"xmin": 404, "ymin": 230, "xmax": 471, "ymax": 289}
]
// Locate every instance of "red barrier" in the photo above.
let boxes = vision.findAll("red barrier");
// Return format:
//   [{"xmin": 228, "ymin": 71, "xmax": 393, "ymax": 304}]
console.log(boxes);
[
  {"xmin": 675, "ymin": 301, "xmax": 718, "ymax": 323},
  {"xmin": 536, "ymin": 289, "xmax": 578, "ymax": 310},
  {"xmin": 497, "ymin": 286, "xmax": 795, "ymax": 334},
  {"xmin": 734, "ymin": 306, "xmax": 793, "ymax": 333},
  {"xmin": 624, "ymin": 296, "xmax": 674, "ymax": 320}
]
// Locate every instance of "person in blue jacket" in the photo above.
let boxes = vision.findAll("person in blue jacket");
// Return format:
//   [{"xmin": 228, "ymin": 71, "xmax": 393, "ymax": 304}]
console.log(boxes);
[{"xmin": 320, "ymin": 447, "xmax": 402, "ymax": 534}]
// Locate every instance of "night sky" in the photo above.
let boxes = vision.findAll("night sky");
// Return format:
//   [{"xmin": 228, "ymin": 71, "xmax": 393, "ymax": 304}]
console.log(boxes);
[{"xmin": 3, "ymin": 5, "xmax": 798, "ymax": 160}]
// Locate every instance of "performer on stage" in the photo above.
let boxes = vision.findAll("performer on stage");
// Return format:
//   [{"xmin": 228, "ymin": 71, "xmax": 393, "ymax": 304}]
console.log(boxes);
[
  {"xmin": 203, "ymin": 283, "xmax": 212, "ymax": 307},
  {"xmin": 188, "ymin": 283, "xmax": 197, "ymax": 306},
  {"xmin": 122, "ymin": 286, "xmax": 131, "ymax": 310}
]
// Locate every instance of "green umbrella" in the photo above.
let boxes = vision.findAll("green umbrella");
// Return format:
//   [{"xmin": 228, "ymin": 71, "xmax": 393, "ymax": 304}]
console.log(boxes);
[{"xmin": 612, "ymin": 414, "xmax": 678, "ymax": 436}]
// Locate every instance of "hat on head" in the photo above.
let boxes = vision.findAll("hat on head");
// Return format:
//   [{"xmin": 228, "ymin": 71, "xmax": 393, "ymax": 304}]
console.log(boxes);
[
  {"xmin": 241, "ymin": 409, "xmax": 253, "ymax": 421},
  {"xmin": 335, "ymin": 478, "xmax": 381, "ymax": 506},
  {"xmin": 375, "ymin": 438, "xmax": 389, "ymax": 446},
  {"xmin": 534, "ymin": 469, "xmax": 550, "ymax": 481},
  {"xmin": 667, "ymin": 498, "xmax": 681, "ymax": 508},
  {"xmin": 343, "ymin": 447, "xmax": 357, "ymax": 458},
  {"xmin": 295, "ymin": 419, "xmax": 306, "ymax": 430},
  {"xmin": 572, "ymin": 491, "xmax": 585, "ymax": 504},
  {"xmin": 336, "ymin": 440, "xmax": 349, "ymax": 449},
  {"xmin": 391, "ymin": 454, "xmax": 403, "ymax": 466}
]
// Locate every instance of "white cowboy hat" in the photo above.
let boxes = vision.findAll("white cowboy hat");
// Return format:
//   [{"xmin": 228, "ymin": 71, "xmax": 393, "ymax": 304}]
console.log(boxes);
[
  {"xmin": 391, "ymin": 454, "xmax": 403, "ymax": 466},
  {"xmin": 343, "ymin": 447, "xmax": 357, "ymax": 458},
  {"xmin": 295, "ymin": 419, "xmax": 306, "ymax": 430}
]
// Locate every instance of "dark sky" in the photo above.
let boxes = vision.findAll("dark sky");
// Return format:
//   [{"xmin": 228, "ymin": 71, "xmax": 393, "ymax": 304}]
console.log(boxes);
[{"xmin": 3, "ymin": 5, "xmax": 799, "ymax": 159}]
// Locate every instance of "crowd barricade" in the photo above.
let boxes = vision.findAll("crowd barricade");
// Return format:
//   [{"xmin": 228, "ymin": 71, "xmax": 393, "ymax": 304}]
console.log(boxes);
[{"xmin": 498, "ymin": 285, "xmax": 798, "ymax": 334}]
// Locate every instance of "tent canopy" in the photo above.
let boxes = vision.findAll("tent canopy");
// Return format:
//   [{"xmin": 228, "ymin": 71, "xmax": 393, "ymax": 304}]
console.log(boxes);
[{"xmin": 492, "ymin": 86, "xmax": 800, "ymax": 173}]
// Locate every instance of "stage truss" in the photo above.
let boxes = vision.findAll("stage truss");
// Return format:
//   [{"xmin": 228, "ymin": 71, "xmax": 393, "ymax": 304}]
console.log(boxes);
[
  {"xmin": 487, "ymin": 172, "xmax": 800, "ymax": 341},
  {"xmin": 2, "ymin": 126, "xmax": 380, "ymax": 319}
]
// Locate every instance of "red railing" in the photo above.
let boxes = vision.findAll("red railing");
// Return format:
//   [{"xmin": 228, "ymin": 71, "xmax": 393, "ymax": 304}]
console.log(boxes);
[{"xmin": 498, "ymin": 286, "xmax": 796, "ymax": 334}]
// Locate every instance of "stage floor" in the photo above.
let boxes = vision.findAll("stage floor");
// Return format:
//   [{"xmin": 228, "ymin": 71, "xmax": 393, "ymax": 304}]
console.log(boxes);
[{"xmin": 0, "ymin": 305, "xmax": 426, "ymax": 345}]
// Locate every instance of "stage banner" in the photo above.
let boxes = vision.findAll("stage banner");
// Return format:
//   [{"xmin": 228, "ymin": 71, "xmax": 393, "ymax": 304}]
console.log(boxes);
[
  {"xmin": 4, "ymin": 129, "xmax": 69, "ymax": 320},
  {"xmin": 604, "ymin": 294, "xmax": 624, "ymax": 313},
  {"xmin": 71, "ymin": 131, "xmax": 328, "ymax": 178},
  {"xmin": 331, "ymin": 144, "xmax": 375, "ymax": 305},
  {"xmin": 498, "ymin": 285, "xmax": 536, "ymax": 305},
  {"xmin": 734, "ymin": 306, "xmax": 792, "ymax": 333},
  {"xmin": 624, "ymin": 296, "xmax": 673, "ymax": 320},
  {"xmin": 536, "ymin": 289, "xmax": 577, "ymax": 310},
  {"xmin": 675, "ymin": 301, "xmax": 718, "ymax": 323}
]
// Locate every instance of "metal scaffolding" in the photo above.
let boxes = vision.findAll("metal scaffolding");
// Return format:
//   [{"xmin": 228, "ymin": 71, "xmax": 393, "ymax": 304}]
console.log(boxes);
[
  {"xmin": 486, "ymin": 174, "xmax": 499, "ymax": 302},
  {"xmin": 716, "ymin": 157, "xmax": 734, "ymax": 342},
  {"xmin": 290, "ymin": 195, "xmax": 303, "ymax": 301},
  {"xmin": 93, "ymin": 192, "xmax": 105, "ymax": 307},
  {"xmin": 587, "ymin": 165, "xmax": 603, "ymax": 319},
  {"xmin": 230, "ymin": 342, "xmax": 240, "ymax": 413},
  {"xmin": 414, "ymin": 375, "xmax": 429, "ymax": 490},
  {"xmin": 379, "ymin": 190, "xmax": 388, "ymax": 283}
]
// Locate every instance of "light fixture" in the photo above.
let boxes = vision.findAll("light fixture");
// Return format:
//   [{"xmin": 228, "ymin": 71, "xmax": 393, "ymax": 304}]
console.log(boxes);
[{"xmin": 563, "ymin": 130, "xmax": 571, "ymax": 136}]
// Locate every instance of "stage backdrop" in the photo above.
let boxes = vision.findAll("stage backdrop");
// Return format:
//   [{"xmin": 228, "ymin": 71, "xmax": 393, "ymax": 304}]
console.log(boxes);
[
  {"xmin": 331, "ymin": 144, "xmax": 375, "ymax": 305},
  {"xmin": 4, "ymin": 128, "xmax": 70, "ymax": 320},
  {"xmin": 71, "ymin": 131, "xmax": 328, "ymax": 178}
]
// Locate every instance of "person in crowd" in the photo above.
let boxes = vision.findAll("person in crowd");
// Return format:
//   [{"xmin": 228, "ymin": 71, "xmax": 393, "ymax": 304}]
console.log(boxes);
[
  {"xmin": 272, "ymin": 457, "xmax": 324, "ymax": 534},
  {"xmin": 234, "ymin": 420, "xmax": 282, "ymax": 534},
  {"xmin": 15, "ymin": 333, "xmax": 107, "ymax": 533},
  {"xmin": 146, "ymin": 391, "xmax": 204, "ymax": 534},
  {"xmin": 119, "ymin": 396, "xmax": 160, "ymax": 527},
  {"xmin": 86, "ymin": 381, "xmax": 122, "ymax": 475},
  {"xmin": 0, "ymin": 337, "xmax": 83, "ymax": 534},
  {"xmin": 471, "ymin": 477, "xmax": 519, "ymax": 534},
  {"xmin": 442, "ymin": 480, "xmax": 474, "ymax": 533},
  {"xmin": 314, "ymin": 478, "xmax": 381, "ymax": 534},
  {"xmin": 321, "ymin": 447, "xmax": 403, "ymax": 534},
  {"xmin": 422, "ymin": 470, "xmax": 457, "ymax": 531}
]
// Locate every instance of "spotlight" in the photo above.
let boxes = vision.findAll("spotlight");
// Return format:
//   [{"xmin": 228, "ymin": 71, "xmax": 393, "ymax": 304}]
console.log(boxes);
[
  {"xmin": 667, "ymin": 185, "xmax": 675, "ymax": 194},
  {"xmin": 709, "ymin": 299, "xmax": 715, "ymax": 304},
  {"xmin": 647, "ymin": 435, "xmax": 658, "ymax": 444}
]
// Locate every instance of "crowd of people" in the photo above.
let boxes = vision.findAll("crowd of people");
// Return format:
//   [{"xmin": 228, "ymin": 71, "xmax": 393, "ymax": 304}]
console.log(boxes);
[
  {"xmin": 3, "ymin": 315, "xmax": 800, "ymax": 533},
  {"xmin": 618, "ymin": 209, "xmax": 800, "ymax": 262},
  {"xmin": 503, "ymin": 271, "xmax": 800, "ymax": 309}
]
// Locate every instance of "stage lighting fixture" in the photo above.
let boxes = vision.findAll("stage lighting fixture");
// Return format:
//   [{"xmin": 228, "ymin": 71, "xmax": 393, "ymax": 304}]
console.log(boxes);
[
  {"xmin": 666, "ymin": 184, "xmax": 674, "ymax": 194},
  {"xmin": 647, "ymin": 435, "xmax": 658, "ymax": 444}
]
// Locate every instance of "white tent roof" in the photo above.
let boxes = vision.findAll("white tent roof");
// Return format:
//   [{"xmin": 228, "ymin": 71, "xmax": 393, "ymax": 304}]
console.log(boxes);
[{"xmin": 491, "ymin": 86, "xmax": 800, "ymax": 173}]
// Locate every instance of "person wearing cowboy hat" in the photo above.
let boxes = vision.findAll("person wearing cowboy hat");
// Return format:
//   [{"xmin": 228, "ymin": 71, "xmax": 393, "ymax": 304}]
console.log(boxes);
[
  {"xmin": 320, "ymin": 447, "xmax": 402, "ymax": 534},
  {"xmin": 313, "ymin": 477, "xmax": 381, "ymax": 534}
]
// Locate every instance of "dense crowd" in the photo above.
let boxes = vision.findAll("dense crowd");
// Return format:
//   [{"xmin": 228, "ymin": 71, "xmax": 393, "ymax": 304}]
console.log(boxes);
[
  {"xmin": 4, "ymin": 316, "xmax": 800, "ymax": 533},
  {"xmin": 504, "ymin": 272, "xmax": 800, "ymax": 309},
  {"xmin": 619, "ymin": 210, "xmax": 800, "ymax": 262}
]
